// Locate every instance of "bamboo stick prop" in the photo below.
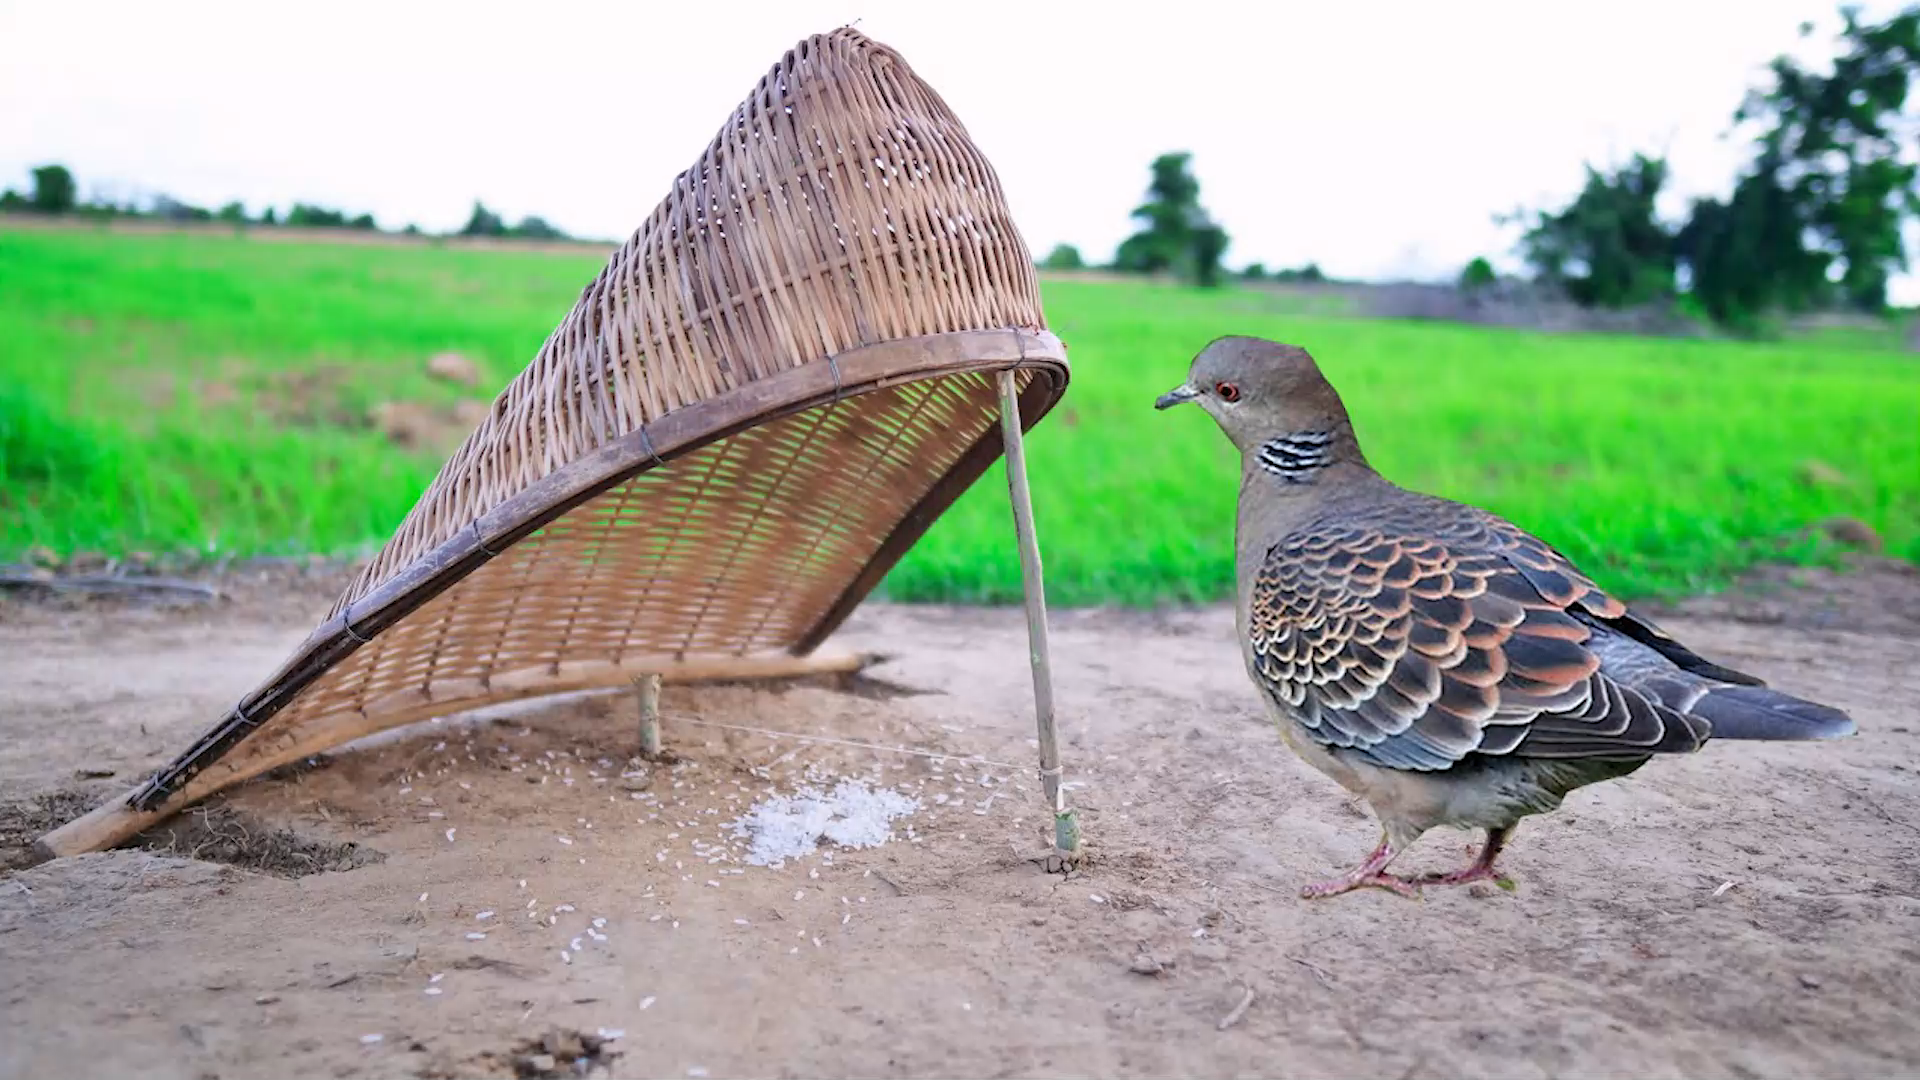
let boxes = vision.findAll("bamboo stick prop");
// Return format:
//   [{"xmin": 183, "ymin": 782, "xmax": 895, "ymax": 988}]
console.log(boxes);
[
  {"xmin": 997, "ymin": 369, "xmax": 1081, "ymax": 865},
  {"xmin": 635, "ymin": 673, "xmax": 665, "ymax": 759}
]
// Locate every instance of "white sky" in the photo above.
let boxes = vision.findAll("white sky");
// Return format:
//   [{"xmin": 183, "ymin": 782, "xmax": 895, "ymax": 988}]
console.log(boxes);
[{"xmin": 2, "ymin": 0, "xmax": 1914, "ymax": 302}]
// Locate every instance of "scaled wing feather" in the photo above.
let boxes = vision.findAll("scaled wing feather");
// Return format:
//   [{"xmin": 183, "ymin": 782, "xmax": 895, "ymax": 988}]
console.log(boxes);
[{"xmin": 1248, "ymin": 500, "xmax": 1709, "ymax": 771}]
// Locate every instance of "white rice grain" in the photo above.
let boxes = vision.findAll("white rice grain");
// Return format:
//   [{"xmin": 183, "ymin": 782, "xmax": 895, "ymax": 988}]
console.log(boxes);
[{"xmin": 727, "ymin": 780, "xmax": 919, "ymax": 866}]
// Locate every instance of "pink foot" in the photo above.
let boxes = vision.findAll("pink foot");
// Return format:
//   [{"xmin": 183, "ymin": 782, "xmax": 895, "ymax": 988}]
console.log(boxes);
[
  {"xmin": 1300, "ymin": 870, "xmax": 1421, "ymax": 899},
  {"xmin": 1298, "ymin": 836, "xmax": 1421, "ymax": 900},
  {"xmin": 1416, "ymin": 828, "xmax": 1513, "ymax": 889},
  {"xmin": 1415, "ymin": 864, "xmax": 1510, "ymax": 888}
]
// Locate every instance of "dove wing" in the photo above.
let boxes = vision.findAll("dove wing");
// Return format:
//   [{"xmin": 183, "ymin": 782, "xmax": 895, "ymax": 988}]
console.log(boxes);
[{"xmin": 1247, "ymin": 502, "xmax": 1712, "ymax": 771}]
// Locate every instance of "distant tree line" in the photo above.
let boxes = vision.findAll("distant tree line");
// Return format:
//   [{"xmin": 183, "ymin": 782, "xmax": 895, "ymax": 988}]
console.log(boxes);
[
  {"xmin": 454, "ymin": 201, "xmax": 568, "ymax": 240},
  {"xmin": 1044, "ymin": 4, "xmax": 1915, "ymax": 328},
  {"xmin": 0, "ymin": 164, "xmax": 579, "ymax": 243},
  {"xmin": 1470, "ymin": 4, "xmax": 1918, "ymax": 332}
]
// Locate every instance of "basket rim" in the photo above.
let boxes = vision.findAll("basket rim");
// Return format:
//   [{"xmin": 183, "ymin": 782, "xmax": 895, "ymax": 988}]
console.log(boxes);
[{"xmin": 127, "ymin": 327, "xmax": 1070, "ymax": 812}]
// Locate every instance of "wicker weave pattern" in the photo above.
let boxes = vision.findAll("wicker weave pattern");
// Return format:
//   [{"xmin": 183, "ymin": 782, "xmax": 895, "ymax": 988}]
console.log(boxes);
[
  {"xmin": 284, "ymin": 371, "xmax": 1019, "ymax": 727},
  {"xmin": 121, "ymin": 370, "xmax": 1030, "ymax": 808},
  {"xmin": 333, "ymin": 28, "xmax": 1042, "ymax": 615}
]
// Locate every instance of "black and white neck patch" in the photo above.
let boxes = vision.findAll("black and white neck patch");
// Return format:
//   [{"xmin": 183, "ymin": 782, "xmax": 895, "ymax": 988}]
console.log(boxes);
[{"xmin": 1257, "ymin": 431, "xmax": 1334, "ymax": 483}]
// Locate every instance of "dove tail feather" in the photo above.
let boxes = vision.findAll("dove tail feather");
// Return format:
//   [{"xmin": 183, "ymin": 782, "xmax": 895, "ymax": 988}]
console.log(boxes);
[
  {"xmin": 1588, "ymin": 608, "xmax": 1766, "ymax": 686},
  {"xmin": 1693, "ymin": 686, "xmax": 1856, "ymax": 741}
]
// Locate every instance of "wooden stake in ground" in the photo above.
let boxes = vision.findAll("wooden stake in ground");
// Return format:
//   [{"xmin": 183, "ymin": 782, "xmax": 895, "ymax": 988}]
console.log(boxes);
[
  {"xmin": 997, "ymin": 369, "xmax": 1081, "ymax": 866},
  {"xmin": 635, "ymin": 673, "xmax": 664, "ymax": 759}
]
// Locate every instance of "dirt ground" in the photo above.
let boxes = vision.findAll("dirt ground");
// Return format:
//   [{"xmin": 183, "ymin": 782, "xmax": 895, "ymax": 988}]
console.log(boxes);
[{"xmin": 3, "ymin": 558, "xmax": 1919, "ymax": 1079}]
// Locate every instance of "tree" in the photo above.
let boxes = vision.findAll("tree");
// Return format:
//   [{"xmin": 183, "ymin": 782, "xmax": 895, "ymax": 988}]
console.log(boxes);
[
  {"xmin": 216, "ymin": 201, "xmax": 248, "ymax": 224},
  {"xmin": 29, "ymin": 164, "xmax": 76, "ymax": 213},
  {"xmin": 1241, "ymin": 262, "xmax": 1268, "ymax": 280},
  {"xmin": 1190, "ymin": 223, "xmax": 1230, "ymax": 287},
  {"xmin": 1459, "ymin": 256, "xmax": 1498, "ymax": 291},
  {"xmin": 1675, "ymin": 168, "xmax": 1832, "ymax": 329},
  {"xmin": 1039, "ymin": 243, "xmax": 1085, "ymax": 270},
  {"xmin": 461, "ymin": 201, "xmax": 506, "ymax": 237},
  {"xmin": 1718, "ymin": 5, "xmax": 1920, "ymax": 312},
  {"xmin": 1112, "ymin": 152, "xmax": 1231, "ymax": 287},
  {"xmin": 286, "ymin": 203, "xmax": 348, "ymax": 227},
  {"xmin": 1515, "ymin": 153, "xmax": 1676, "ymax": 308},
  {"xmin": 511, "ymin": 215, "xmax": 566, "ymax": 241}
]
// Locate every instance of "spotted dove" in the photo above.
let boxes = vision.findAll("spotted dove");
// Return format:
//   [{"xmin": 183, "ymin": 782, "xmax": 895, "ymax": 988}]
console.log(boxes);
[{"xmin": 1156, "ymin": 335, "xmax": 1856, "ymax": 898}]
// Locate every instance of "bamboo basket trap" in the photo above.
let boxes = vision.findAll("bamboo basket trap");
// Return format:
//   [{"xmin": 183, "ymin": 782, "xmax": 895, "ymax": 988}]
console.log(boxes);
[{"xmin": 38, "ymin": 28, "xmax": 1081, "ymax": 862}]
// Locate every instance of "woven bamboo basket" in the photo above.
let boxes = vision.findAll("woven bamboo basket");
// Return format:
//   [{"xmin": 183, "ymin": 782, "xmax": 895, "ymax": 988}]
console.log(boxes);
[{"xmin": 40, "ymin": 28, "xmax": 1076, "ymax": 860}]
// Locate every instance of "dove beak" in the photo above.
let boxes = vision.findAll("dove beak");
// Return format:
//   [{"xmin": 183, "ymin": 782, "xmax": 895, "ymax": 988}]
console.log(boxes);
[{"xmin": 1155, "ymin": 384, "xmax": 1200, "ymax": 410}]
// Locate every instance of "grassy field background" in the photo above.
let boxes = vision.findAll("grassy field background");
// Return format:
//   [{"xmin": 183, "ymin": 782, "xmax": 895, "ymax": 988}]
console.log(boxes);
[{"xmin": 3, "ymin": 223, "xmax": 1915, "ymax": 604}]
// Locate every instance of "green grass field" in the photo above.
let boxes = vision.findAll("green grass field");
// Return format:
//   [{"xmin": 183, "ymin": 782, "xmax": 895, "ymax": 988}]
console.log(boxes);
[{"xmin": 3, "ymin": 224, "xmax": 1916, "ymax": 605}]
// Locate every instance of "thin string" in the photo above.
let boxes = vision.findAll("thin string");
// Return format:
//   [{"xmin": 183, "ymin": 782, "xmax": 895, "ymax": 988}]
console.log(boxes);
[
  {"xmin": 638, "ymin": 425, "xmax": 665, "ymax": 467},
  {"xmin": 662, "ymin": 712, "xmax": 1028, "ymax": 772},
  {"xmin": 471, "ymin": 521, "xmax": 501, "ymax": 558},
  {"xmin": 826, "ymin": 354, "xmax": 844, "ymax": 403}
]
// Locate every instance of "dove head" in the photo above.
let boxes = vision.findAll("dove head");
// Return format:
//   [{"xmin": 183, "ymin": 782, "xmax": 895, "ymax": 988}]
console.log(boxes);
[{"xmin": 1155, "ymin": 336, "xmax": 1369, "ymax": 478}]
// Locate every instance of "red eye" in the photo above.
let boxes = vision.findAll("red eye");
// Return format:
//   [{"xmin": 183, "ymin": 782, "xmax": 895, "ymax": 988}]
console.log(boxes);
[{"xmin": 1215, "ymin": 381, "xmax": 1241, "ymax": 402}]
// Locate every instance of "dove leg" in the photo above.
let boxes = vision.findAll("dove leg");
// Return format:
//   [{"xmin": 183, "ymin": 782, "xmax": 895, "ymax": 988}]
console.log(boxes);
[
  {"xmin": 1417, "ymin": 826, "xmax": 1511, "ymax": 887},
  {"xmin": 1300, "ymin": 833, "xmax": 1420, "ymax": 899}
]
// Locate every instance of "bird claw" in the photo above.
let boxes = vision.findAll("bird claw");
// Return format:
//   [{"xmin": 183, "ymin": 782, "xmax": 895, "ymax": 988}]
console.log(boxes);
[
  {"xmin": 1300, "ymin": 836, "xmax": 1420, "ymax": 899},
  {"xmin": 1415, "ymin": 865, "xmax": 1512, "ymax": 889},
  {"xmin": 1413, "ymin": 830, "xmax": 1512, "ymax": 890},
  {"xmin": 1300, "ymin": 871, "xmax": 1422, "ymax": 900}
]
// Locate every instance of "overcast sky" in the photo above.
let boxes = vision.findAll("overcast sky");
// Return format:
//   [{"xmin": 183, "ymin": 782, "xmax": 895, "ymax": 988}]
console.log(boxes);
[{"xmin": 3, "ymin": 0, "xmax": 1914, "ymax": 301}]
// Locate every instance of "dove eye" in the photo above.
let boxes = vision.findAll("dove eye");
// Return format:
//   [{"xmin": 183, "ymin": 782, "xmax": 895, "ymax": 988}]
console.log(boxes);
[{"xmin": 1215, "ymin": 381, "xmax": 1241, "ymax": 402}]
